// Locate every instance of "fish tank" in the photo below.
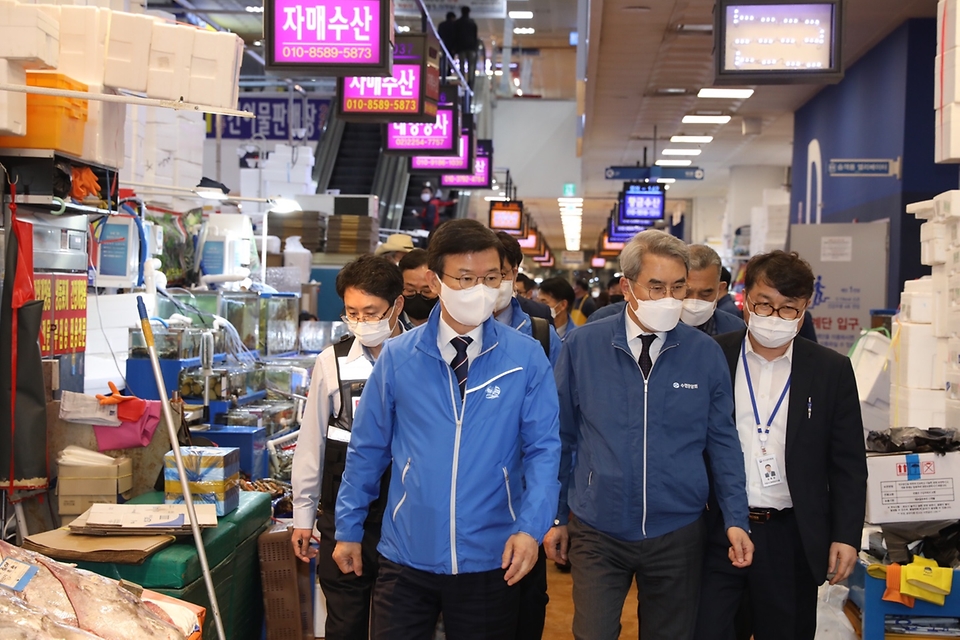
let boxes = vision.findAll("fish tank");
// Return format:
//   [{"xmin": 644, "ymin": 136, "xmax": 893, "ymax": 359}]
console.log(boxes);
[
  {"xmin": 260, "ymin": 293, "xmax": 300, "ymax": 355},
  {"xmin": 128, "ymin": 326, "xmax": 201, "ymax": 360},
  {"xmin": 259, "ymin": 401, "xmax": 296, "ymax": 436},
  {"xmin": 155, "ymin": 291, "xmax": 220, "ymax": 327},
  {"xmin": 179, "ymin": 366, "xmax": 253, "ymax": 400},
  {"xmin": 299, "ymin": 321, "xmax": 350, "ymax": 353},
  {"xmin": 219, "ymin": 292, "xmax": 260, "ymax": 351},
  {"xmin": 263, "ymin": 360, "xmax": 311, "ymax": 398}
]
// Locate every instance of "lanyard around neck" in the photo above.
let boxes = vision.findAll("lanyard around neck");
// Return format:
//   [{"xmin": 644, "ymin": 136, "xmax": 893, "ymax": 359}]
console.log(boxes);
[{"xmin": 741, "ymin": 339, "xmax": 791, "ymax": 447}]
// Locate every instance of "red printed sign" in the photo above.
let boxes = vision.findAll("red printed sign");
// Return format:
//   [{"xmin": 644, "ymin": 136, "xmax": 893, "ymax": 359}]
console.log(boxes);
[{"xmin": 34, "ymin": 273, "xmax": 87, "ymax": 356}]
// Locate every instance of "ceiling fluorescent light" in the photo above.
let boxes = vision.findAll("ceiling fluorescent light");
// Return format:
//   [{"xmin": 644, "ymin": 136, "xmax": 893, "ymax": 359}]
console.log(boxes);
[
  {"xmin": 513, "ymin": 27, "xmax": 535, "ymax": 35},
  {"xmin": 661, "ymin": 148, "xmax": 701, "ymax": 156},
  {"xmin": 558, "ymin": 197, "xmax": 583, "ymax": 204},
  {"xmin": 682, "ymin": 114, "xmax": 731, "ymax": 124},
  {"xmin": 670, "ymin": 135, "xmax": 713, "ymax": 143},
  {"xmin": 698, "ymin": 88, "xmax": 755, "ymax": 99},
  {"xmin": 484, "ymin": 196, "xmax": 509, "ymax": 201},
  {"xmin": 676, "ymin": 23, "xmax": 712, "ymax": 33},
  {"xmin": 655, "ymin": 159, "xmax": 692, "ymax": 167},
  {"xmin": 657, "ymin": 178, "xmax": 677, "ymax": 184},
  {"xmin": 509, "ymin": 10, "xmax": 533, "ymax": 19}
]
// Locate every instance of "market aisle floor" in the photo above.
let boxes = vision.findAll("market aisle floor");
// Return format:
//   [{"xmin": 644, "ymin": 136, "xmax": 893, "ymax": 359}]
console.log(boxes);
[{"xmin": 543, "ymin": 563, "xmax": 639, "ymax": 639}]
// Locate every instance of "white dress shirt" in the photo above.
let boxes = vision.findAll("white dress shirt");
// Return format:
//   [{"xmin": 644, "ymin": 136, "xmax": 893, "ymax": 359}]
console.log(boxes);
[
  {"xmin": 625, "ymin": 312, "xmax": 666, "ymax": 367},
  {"xmin": 291, "ymin": 337, "xmax": 375, "ymax": 530},
  {"xmin": 438, "ymin": 315, "xmax": 484, "ymax": 367},
  {"xmin": 735, "ymin": 337, "xmax": 794, "ymax": 509}
]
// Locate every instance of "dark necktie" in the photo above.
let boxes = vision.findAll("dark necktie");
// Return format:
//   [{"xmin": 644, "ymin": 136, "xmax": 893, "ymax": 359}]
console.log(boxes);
[
  {"xmin": 451, "ymin": 336, "xmax": 473, "ymax": 399},
  {"xmin": 638, "ymin": 334, "xmax": 657, "ymax": 379}
]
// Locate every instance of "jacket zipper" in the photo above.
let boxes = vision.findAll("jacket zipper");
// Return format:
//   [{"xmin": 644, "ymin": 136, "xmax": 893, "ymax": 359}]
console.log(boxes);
[
  {"xmin": 502, "ymin": 467, "xmax": 517, "ymax": 521},
  {"xmin": 613, "ymin": 341, "xmax": 678, "ymax": 539},
  {"xmin": 445, "ymin": 340, "xmax": 498, "ymax": 575},
  {"xmin": 392, "ymin": 458, "xmax": 412, "ymax": 522}
]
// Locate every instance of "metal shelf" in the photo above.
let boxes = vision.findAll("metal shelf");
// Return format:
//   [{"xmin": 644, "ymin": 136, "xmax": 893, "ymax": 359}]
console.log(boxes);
[
  {"xmin": 5, "ymin": 194, "xmax": 116, "ymax": 216},
  {"xmin": 0, "ymin": 148, "xmax": 119, "ymax": 174}
]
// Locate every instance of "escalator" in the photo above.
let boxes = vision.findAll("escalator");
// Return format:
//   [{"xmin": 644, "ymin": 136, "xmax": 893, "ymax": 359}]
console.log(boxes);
[
  {"xmin": 399, "ymin": 174, "xmax": 438, "ymax": 231},
  {"xmin": 326, "ymin": 122, "xmax": 382, "ymax": 194}
]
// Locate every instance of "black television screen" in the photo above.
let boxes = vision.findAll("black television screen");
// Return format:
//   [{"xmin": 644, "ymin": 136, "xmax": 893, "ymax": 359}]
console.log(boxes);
[{"xmin": 714, "ymin": 1, "xmax": 843, "ymax": 84}]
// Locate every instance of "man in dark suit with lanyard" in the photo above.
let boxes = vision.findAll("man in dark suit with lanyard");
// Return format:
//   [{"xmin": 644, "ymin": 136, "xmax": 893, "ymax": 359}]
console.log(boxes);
[{"xmin": 694, "ymin": 250, "xmax": 866, "ymax": 640}]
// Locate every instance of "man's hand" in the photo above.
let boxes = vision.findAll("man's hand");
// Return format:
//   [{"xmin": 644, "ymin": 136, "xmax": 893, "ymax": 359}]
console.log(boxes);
[
  {"xmin": 291, "ymin": 528, "xmax": 317, "ymax": 563},
  {"xmin": 543, "ymin": 525, "xmax": 569, "ymax": 564},
  {"xmin": 501, "ymin": 533, "xmax": 539, "ymax": 586},
  {"xmin": 726, "ymin": 527, "xmax": 754, "ymax": 568},
  {"xmin": 827, "ymin": 542, "xmax": 857, "ymax": 585},
  {"xmin": 333, "ymin": 541, "xmax": 363, "ymax": 576}
]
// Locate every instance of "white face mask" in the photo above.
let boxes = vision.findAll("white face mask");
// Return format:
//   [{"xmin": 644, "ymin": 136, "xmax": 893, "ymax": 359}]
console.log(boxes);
[
  {"xmin": 495, "ymin": 280, "xmax": 515, "ymax": 312},
  {"xmin": 346, "ymin": 305, "xmax": 397, "ymax": 348},
  {"xmin": 747, "ymin": 308, "xmax": 801, "ymax": 349},
  {"xmin": 421, "ymin": 193, "xmax": 432, "ymax": 202},
  {"xmin": 440, "ymin": 281, "xmax": 499, "ymax": 327},
  {"xmin": 549, "ymin": 304, "xmax": 559, "ymax": 320},
  {"xmin": 681, "ymin": 298, "xmax": 717, "ymax": 327},
  {"xmin": 626, "ymin": 283, "xmax": 683, "ymax": 333}
]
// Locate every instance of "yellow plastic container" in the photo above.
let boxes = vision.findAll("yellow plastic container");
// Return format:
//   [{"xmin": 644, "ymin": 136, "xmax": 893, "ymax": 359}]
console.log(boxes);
[{"xmin": 0, "ymin": 72, "xmax": 87, "ymax": 156}]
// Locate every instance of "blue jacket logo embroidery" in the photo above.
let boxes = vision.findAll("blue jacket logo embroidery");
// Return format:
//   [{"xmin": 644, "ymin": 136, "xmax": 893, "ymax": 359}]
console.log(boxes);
[
  {"xmin": 674, "ymin": 382, "xmax": 699, "ymax": 390},
  {"xmin": 485, "ymin": 385, "xmax": 501, "ymax": 399}
]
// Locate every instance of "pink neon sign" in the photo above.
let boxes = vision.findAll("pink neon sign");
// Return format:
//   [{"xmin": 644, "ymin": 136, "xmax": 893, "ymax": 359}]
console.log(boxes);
[
  {"xmin": 411, "ymin": 133, "xmax": 470, "ymax": 170},
  {"xmin": 386, "ymin": 108, "xmax": 455, "ymax": 151},
  {"xmin": 271, "ymin": 0, "xmax": 382, "ymax": 66},
  {"xmin": 441, "ymin": 156, "xmax": 490, "ymax": 188},
  {"xmin": 341, "ymin": 64, "xmax": 420, "ymax": 114}
]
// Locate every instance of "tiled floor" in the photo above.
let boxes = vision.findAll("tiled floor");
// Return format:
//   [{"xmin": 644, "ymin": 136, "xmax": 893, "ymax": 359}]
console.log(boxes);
[{"xmin": 543, "ymin": 563, "xmax": 640, "ymax": 640}]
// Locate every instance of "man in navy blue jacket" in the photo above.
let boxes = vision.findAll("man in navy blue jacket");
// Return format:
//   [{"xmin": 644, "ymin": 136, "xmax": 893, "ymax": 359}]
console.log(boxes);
[
  {"xmin": 334, "ymin": 219, "xmax": 561, "ymax": 640},
  {"xmin": 545, "ymin": 230, "xmax": 753, "ymax": 640},
  {"xmin": 589, "ymin": 244, "xmax": 745, "ymax": 336}
]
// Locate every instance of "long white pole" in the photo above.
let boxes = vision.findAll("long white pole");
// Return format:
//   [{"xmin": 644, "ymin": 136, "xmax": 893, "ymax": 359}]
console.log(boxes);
[{"xmin": 135, "ymin": 297, "xmax": 227, "ymax": 640}]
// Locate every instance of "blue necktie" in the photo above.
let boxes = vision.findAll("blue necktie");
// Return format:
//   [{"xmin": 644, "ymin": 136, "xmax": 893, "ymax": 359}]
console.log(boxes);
[{"xmin": 451, "ymin": 336, "xmax": 473, "ymax": 399}]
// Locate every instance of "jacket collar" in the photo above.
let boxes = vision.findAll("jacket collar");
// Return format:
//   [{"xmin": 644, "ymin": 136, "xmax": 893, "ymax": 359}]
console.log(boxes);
[
  {"xmin": 508, "ymin": 297, "xmax": 530, "ymax": 331},
  {"xmin": 415, "ymin": 303, "xmax": 502, "ymax": 360},
  {"xmin": 610, "ymin": 305, "xmax": 683, "ymax": 354}
]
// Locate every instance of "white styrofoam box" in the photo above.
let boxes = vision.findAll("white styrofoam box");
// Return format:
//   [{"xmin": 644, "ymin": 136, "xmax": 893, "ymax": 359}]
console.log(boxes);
[
  {"xmin": 866, "ymin": 451, "xmax": 960, "ymax": 524},
  {"xmin": 936, "ymin": 49, "xmax": 959, "ymax": 108},
  {"xmin": 901, "ymin": 291, "xmax": 934, "ymax": 324},
  {"xmin": 103, "ymin": 11, "xmax": 153, "ymax": 92},
  {"xmin": 889, "ymin": 384, "xmax": 947, "ymax": 429},
  {"xmin": 934, "ymin": 265, "xmax": 950, "ymax": 337},
  {"xmin": 936, "ymin": 104, "xmax": 960, "ymax": 163},
  {"xmin": 950, "ymin": 272, "xmax": 960, "ymax": 307},
  {"xmin": 262, "ymin": 180, "xmax": 311, "ymax": 199},
  {"xmin": 851, "ymin": 330, "xmax": 892, "ymax": 408},
  {"xmin": 255, "ymin": 166, "xmax": 315, "ymax": 185},
  {"xmin": 0, "ymin": 60, "xmax": 27, "ymax": 136},
  {"xmin": 935, "ymin": 189, "xmax": 960, "ymax": 219},
  {"xmin": 950, "ymin": 336, "xmax": 960, "ymax": 372},
  {"xmin": 948, "ymin": 370, "xmax": 960, "ymax": 402},
  {"xmin": 949, "ymin": 398, "xmax": 960, "ymax": 428},
  {"xmin": 921, "ymin": 221, "xmax": 948, "ymax": 265},
  {"xmin": 860, "ymin": 402, "xmax": 889, "ymax": 444},
  {"xmin": 147, "ymin": 21, "xmax": 194, "ymax": 101},
  {"xmin": 239, "ymin": 169, "xmax": 262, "ymax": 199},
  {"xmin": 904, "ymin": 276, "xmax": 934, "ymax": 293},
  {"xmin": 907, "ymin": 199, "xmax": 937, "ymax": 220},
  {"xmin": 144, "ymin": 106, "xmax": 177, "ymax": 125},
  {"xmin": 890, "ymin": 322, "xmax": 941, "ymax": 389},
  {"xmin": 938, "ymin": 337, "xmax": 949, "ymax": 391},
  {"xmin": 172, "ymin": 159, "xmax": 201, "ymax": 187},
  {"xmin": 939, "ymin": 0, "xmax": 960, "ymax": 54},
  {"xmin": 188, "ymin": 30, "xmax": 243, "ymax": 109},
  {"xmin": 0, "ymin": 2, "xmax": 60, "ymax": 69},
  {"xmin": 270, "ymin": 144, "xmax": 316, "ymax": 167},
  {"xmin": 109, "ymin": 0, "xmax": 127, "ymax": 11},
  {"xmin": 50, "ymin": 6, "xmax": 108, "ymax": 85},
  {"xmin": 81, "ymin": 85, "xmax": 124, "ymax": 169}
]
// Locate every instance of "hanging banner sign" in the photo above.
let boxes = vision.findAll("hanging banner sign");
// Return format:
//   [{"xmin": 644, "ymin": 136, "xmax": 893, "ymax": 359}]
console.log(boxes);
[
  {"xmin": 264, "ymin": 0, "xmax": 395, "ymax": 76},
  {"xmin": 205, "ymin": 95, "xmax": 330, "ymax": 140},
  {"xmin": 489, "ymin": 201, "xmax": 523, "ymax": 231},
  {"xmin": 441, "ymin": 139, "xmax": 493, "ymax": 189},
  {"xmin": 410, "ymin": 127, "xmax": 474, "ymax": 172},
  {"xmin": 519, "ymin": 231, "xmax": 542, "ymax": 256},
  {"xmin": 383, "ymin": 86, "xmax": 460, "ymax": 155},
  {"xmin": 338, "ymin": 33, "xmax": 440, "ymax": 123}
]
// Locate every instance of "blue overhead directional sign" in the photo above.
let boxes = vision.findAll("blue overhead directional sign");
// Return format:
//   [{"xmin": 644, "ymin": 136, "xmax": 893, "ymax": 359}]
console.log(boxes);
[{"xmin": 604, "ymin": 166, "xmax": 705, "ymax": 181}]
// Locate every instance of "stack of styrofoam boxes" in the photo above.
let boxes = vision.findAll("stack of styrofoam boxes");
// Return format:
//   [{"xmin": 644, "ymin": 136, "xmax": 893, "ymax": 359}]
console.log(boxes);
[
  {"xmin": 891, "ymin": 276, "xmax": 948, "ymax": 430},
  {"xmin": 749, "ymin": 188, "xmax": 791, "ymax": 256},
  {"xmin": 240, "ymin": 144, "xmax": 316, "ymax": 212},
  {"xmin": 136, "ymin": 106, "xmax": 204, "ymax": 207},
  {"xmin": 939, "ymin": 190, "xmax": 960, "ymax": 426},
  {"xmin": 147, "ymin": 16, "xmax": 194, "ymax": 102},
  {"xmin": 937, "ymin": 0, "xmax": 960, "ymax": 162},
  {"xmin": 0, "ymin": 0, "xmax": 59, "ymax": 136},
  {"xmin": 172, "ymin": 110, "xmax": 205, "ymax": 190},
  {"xmin": 103, "ymin": 9, "xmax": 153, "ymax": 94},
  {"xmin": 120, "ymin": 103, "xmax": 145, "ymax": 184}
]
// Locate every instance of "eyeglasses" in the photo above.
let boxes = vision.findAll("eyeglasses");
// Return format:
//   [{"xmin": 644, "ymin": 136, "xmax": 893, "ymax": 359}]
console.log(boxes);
[
  {"xmin": 404, "ymin": 287, "xmax": 437, "ymax": 298},
  {"xmin": 342, "ymin": 305, "xmax": 393, "ymax": 324},
  {"xmin": 441, "ymin": 272, "xmax": 504, "ymax": 289},
  {"xmin": 747, "ymin": 296, "xmax": 804, "ymax": 320},
  {"xmin": 631, "ymin": 281, "xmax": 688, "ymax": 301}
]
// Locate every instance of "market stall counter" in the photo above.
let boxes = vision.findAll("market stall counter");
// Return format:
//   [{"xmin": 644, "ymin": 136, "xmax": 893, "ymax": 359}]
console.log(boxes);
[{"xmin": 76, "ymin": 491, "xmax": 271, "ymax": 640}]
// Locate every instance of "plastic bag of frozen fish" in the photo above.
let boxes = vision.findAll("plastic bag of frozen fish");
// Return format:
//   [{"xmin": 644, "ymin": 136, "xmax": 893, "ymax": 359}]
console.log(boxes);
[{"xmin": 0, "ymin": 540, "xmax": 185, "ymax": 639}]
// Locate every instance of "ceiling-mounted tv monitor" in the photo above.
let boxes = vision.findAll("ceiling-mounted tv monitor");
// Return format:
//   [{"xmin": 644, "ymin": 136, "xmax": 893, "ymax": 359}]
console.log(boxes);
[{"xmin": 714, "ymin": 0, "xmax": 843, "ymax": 85}]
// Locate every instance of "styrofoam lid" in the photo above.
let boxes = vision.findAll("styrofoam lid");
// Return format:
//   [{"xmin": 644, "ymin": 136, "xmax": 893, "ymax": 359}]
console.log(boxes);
[
  {"xmin": 906, "ymin": 199, "xmax": 936, "ymax": 219},
  {"xmin": 903, "ymin": 276, "xmax": 934, "ymax": 293}
]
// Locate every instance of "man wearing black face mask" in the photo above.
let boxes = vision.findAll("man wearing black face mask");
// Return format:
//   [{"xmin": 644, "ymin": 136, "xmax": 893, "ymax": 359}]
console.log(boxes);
[
  {"xmin": 398, "ymin": 249, "xmax": 440, "ymax": 329},
  {"xmin": 608, "ymin": 277, "xmax": 624, "ymax": 304}
]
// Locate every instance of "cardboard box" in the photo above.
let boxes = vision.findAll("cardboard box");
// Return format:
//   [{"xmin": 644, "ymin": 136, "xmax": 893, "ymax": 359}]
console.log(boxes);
[
  {"xmin": 866, "ymin": 451, "xmax": 960, "ymax": 524},
  {"xmin": 58, "ymin": 491, "xmax": 130, "ymax": 515},
  {"xmin": 58, "ymin": 456, "xmax": 133, "ymax": 495},
  {"xmin": 164, "ymin": 446, "xmax": 241, "ymax": 515}
]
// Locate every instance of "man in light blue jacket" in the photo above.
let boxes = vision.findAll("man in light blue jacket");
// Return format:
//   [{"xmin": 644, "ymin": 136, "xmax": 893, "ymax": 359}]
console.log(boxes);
[
  {"xmin": 333, "ymin": 219, "xmax": 561, "ymax": 640},
  {"xmin": 545, "ymin": 230, "xmax": 753, "ymax": 640}
]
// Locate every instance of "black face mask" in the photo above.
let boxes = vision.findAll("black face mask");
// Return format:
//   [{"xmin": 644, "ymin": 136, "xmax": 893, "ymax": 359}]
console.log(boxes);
[
  {"xmin": 403, "ymin": 293, "xmax": 439, "ymax": 320},
  {"xmin": 610, "ymin": 294, "xmax": 625, "ymax": 304}
]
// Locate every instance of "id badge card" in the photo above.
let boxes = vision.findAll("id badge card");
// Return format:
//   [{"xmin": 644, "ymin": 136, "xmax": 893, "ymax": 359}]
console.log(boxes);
[{"xmin": 756, "ymin": 454, "xmax": 783, "ymax": 487}]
